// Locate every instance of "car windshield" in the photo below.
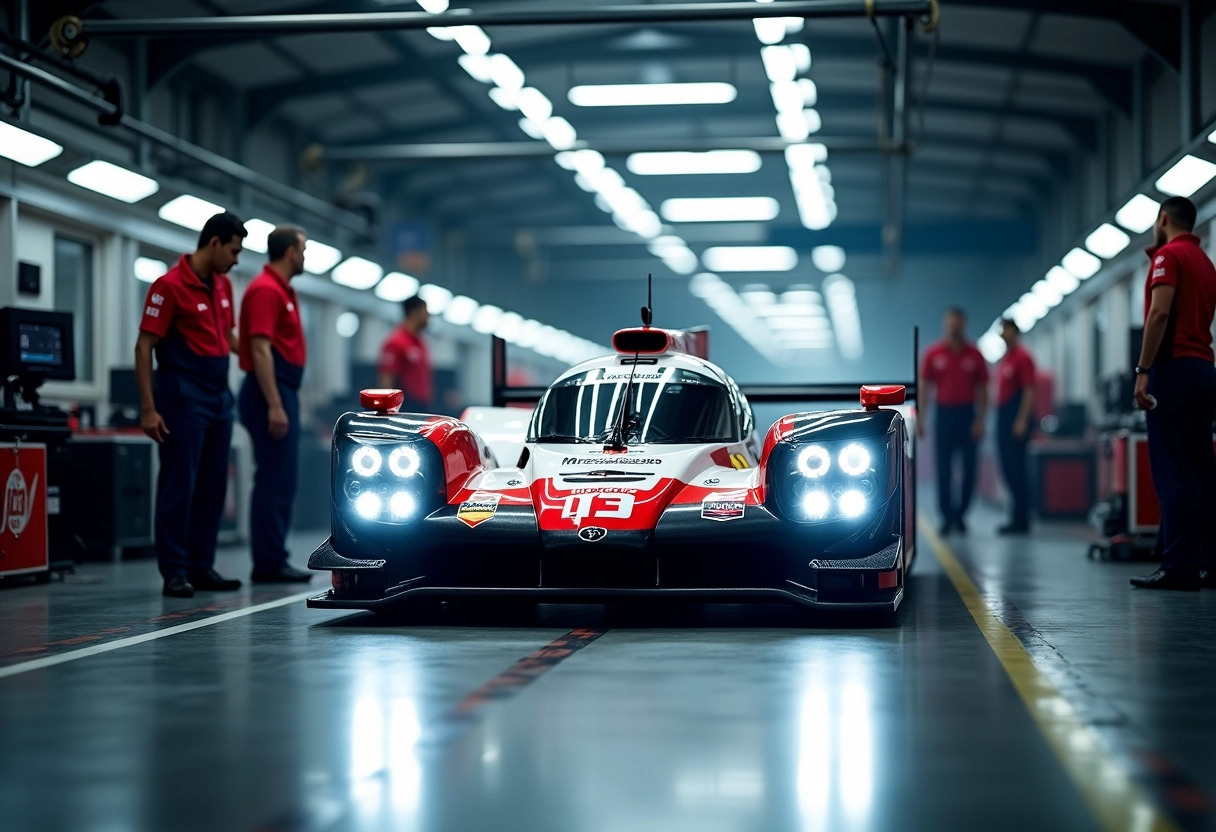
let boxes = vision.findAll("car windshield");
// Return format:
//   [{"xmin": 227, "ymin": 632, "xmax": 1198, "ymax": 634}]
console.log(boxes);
[{"xmin": 529, "ymin": 366, "xmax": 738, "ymax": 444}]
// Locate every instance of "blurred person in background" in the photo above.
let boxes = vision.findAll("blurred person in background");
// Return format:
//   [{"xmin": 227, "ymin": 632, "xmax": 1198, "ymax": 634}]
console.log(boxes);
[
  {"xmin": 918, "ymin": 307, "xmax": 989, "ymax": 536},
  {"xmin": 1130, "ymin": 196, "xmax": 1216, "ymax": 591},
  {"xmin": 996, "ymin": 318, "xmax": 1037, "ymax": 535},
  {"xmin": 378, "ymin": 295, "xmax": 433, "ymax": 412}
]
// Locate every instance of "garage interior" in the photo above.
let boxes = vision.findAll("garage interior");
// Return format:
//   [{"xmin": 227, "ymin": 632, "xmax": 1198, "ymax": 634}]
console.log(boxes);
[{"xmin": 2, "ymin": 1, "xmax": 1216, "ymax": 830}]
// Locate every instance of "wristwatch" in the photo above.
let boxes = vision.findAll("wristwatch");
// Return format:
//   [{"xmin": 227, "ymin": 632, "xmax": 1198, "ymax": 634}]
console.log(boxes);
[{"xmin": 1134, "ymin": 365, "xmax": 1150, "ymax": 375}]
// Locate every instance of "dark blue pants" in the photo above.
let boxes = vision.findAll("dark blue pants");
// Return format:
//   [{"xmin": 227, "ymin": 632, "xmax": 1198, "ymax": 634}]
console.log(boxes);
[
  {"xmin": 935, "ymin": 403, "xmax": 977, "ymax": 524},
  {"xmin": 154, "ymin": 372, "xmax": 234, "ymax": 580},
  {"xmin": 997, "ymin": 392, "xmax": 1030, "ymax": 527},
  {"xmin": 239, "ymin": 373, "xmax": 300, "ymax": 571},
  {"xmin": 1145, "ymin": 358, "xmax": 1216, "ymax": 573}
]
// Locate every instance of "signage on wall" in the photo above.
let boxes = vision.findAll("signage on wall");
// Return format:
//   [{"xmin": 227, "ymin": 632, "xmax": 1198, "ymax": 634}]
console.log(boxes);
[{"xmin": 390, "ymin": 222, "xmax": 430, "ymax": 275}]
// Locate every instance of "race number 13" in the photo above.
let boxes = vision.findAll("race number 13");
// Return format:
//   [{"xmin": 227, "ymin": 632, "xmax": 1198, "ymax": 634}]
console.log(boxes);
[{"xmin": 561, "ymin": 493, "xmax": 634, "ymax": 523}]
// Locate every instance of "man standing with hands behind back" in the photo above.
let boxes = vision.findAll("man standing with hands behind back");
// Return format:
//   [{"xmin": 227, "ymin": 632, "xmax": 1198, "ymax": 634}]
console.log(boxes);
[
  {"xmin": 1130, "ymin": 197, "xmax": 1216, "ymax": 591},
  {"xmin": 136, "ymin": 211, "xmax": 246, "ymax": 598},
  {"xmin": 238, "ymin": 225, "xmax": 312, "ymax": 583},
  {"xmin": 918, "ymin": 307, "xmax": 989, "ymax": 536}
]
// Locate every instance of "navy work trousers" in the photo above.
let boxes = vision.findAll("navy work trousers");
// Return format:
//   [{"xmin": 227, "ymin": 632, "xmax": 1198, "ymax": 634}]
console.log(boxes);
[
  {"xmin": 154, "ymin": 371, "xmax": 234, "ymax": 580},
  {"xmin": 934, "ymin": 403, "xmax": 977, "ymax": 524},
  {"xmin": 239, "ymin": 373, "xmax": 300, "ymax": 571},
  {"xmin": 1145, "ymin": 357, "xmax": 1216, "ymax": 573},
  {"xmin": 997, "ymin": 392, "xmax": 1030, "ymax": 527}
]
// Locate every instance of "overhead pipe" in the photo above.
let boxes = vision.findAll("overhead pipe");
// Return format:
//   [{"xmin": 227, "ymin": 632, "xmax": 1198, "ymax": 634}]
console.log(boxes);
[
  {"xmin": 50, "ymin": 1, "xmax": 937, "ymax": 50},
  {"xmin": 0, "ymin": 50, "xmax": 370, "ymax": 235},
  {"xmin": 882, "ymin": 17, "xmax": 911, "ymax": 273}
]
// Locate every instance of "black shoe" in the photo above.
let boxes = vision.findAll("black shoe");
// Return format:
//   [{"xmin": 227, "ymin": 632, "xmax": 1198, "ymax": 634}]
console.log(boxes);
[
  {"xmin": 163, "ymin": 576, "xmax": 195, "ymax": 598},
  {"xmin": 188, "ymin": 568, "xmax": 242, "ymax": 591},
  {"xmin": 955, "ymin": 517, "xmax": 968, "ymax": 534},
  {"xmin": 998, "ymin": 524, "xmax": 1030, "ymax": 536},
  {"xmin": 938, "ymin": 519, "xmax": 952, "ymax": 536},
  {"xmin": 1130, "ymin": 568, "xmax": 1200, "ymax": 591},
  {"xmin": 251, "ymin": 564, "xmax": 313, "ymax": 583},
  {"xmin": 1200, "ymin": 570, "xmax": 1216, "ymax": 589}
]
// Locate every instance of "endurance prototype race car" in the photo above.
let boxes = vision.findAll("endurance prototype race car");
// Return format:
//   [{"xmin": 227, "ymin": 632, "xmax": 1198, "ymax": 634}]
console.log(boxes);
[{"xmin": 307, "ymin": 320, "xmax": 918, "ymax": 616}]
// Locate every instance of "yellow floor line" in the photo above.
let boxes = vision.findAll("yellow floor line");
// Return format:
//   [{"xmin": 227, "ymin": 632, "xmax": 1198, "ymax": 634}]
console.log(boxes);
[{"xmin": 918, "ymin": 517, "xmax": 1176, "ymax": 832}]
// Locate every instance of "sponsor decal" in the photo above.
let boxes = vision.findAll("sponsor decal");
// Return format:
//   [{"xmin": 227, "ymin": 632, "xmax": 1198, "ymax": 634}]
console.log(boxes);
[
  {"xmin": 286, "ymin": 302, "xmax": 295, "ymax": 312},
  {"xmin": 603, "ymin": 372, "xmax": 664, "ymax": 381},
  {"xmin": 1154, "ymin": 267, "xmax": 1166, "ymax": 277},
  {"xmin": 150, "ymin": 293, "xmax": 164, "ymax": 305},
  {"xmin": 1155, "ymin": 255, "xmax": 1164, "ymax": 265},
  {"xmin": 562, "ymin": 456, "xmax": 660, "ymax": 465},
  {"xmin": 144, "ymin": 306, "xmax": 160, "ymax": 318},
  {"xmin": 4, "ymin": 467, "xmax": 37, "ymax": 537},
  {"xmin": 702, "ymin": 497, "xmax": 745, "ymax": 522},
  {"xmin": 457, "ymin": 492, "xmax": 501, "ymax": 528},
  {"xmin": 578, "ymin": 526, "xmax": 608, "ymax": 542},
  {"xmin": 569, "ymin": 486, "xmax": 636, "ymax": 494},
  {"xmin": 561, "ymin": 493, "xmax": 634, "ymax": 524},
  {"xmin": 221, "ymin": 298, "xmax": 230, "ymax": 308},
  {"xmin": 729, "ymin": 453, "xmax": 751, "ymax": 471},
  {"xmin": 197, "ymin": 302, "xmax": 209, "ymax": 312},
  {"xmin": 703, "ymin": 477, "xmax": 721, "ymax": 486},
  {"xmin": 507, "ymin": 478, "xmax": 523, "ymax": 487}
]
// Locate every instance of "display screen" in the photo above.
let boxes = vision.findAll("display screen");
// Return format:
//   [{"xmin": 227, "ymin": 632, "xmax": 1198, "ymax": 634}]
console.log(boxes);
[{"xmin": 18, "ymin": 323, "xmax": 65, "ymax": 368}]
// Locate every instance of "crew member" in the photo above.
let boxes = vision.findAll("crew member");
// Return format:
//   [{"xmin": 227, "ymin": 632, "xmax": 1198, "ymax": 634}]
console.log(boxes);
[
  {"xmin": 238, "ymin": 225, "xmax": 313, "ymax": 583},
  {"xmin": 1131, "ymin": 196, "xmax": 1216, "ymax": 591},
  {"xmin": 919, "ymin": 307, "xmax": 989, "ymax": 535},
  {"xmin": 136, "ymin": 212, "xmax": 245, "ymax": 598},
  {"xmin": 996, "ymin": 318, "xmax": 1036, "ymax": 535},
  {"xmin": 378, "ymin": 295, "xmax": 433, "ymax": 411}
]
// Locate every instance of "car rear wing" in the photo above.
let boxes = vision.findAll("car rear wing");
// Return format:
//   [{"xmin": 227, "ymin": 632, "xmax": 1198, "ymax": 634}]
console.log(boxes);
[{"xmin": 491, "ymin": 327, "xmax": 919, "ymax": 409}]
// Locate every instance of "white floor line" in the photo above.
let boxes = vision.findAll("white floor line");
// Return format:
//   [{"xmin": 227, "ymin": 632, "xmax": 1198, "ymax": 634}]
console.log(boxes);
[{"xmin": 0, "ymin": 589, "xmax": 317, "ymax": 681}]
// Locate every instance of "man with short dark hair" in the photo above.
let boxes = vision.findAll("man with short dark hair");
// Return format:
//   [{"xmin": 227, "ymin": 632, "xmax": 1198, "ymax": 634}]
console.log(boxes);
[
  {"xmin": 136, "ymin": 211, "xmax": 245, "ymax": 598},
  {"xmin": 238, "ymin": 224, "xmax": 312, "ymax": 583},
  {"xmin": 1131, "ymin": 196, "xmax": 1216, "ymax": 590},
  {"xmin": 919, "ymin": 307, "xmax": 989, "ymax": 535},
  {"xmin": 996, "ymin": 318, "xmax": 1037, "ymax": 534},
  {"xmin": 378, "ymin": 295, "xmax": 433, "ymax": 411}
]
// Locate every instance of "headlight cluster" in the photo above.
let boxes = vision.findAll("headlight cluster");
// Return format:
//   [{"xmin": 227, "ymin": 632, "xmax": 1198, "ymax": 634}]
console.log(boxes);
[
  {"xmin": 344, "ymin": 443, "xmax": 426, "ymax": 524},
  {"xmin": 786, "ymin": 441, "xmax": 879, "ymax": 523}
]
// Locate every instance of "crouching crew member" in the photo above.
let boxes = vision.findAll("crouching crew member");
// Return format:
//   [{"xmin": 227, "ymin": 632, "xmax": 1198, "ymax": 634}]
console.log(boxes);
[
  {"xmin": 238, "ymin": 225, "xmax": 312, "ymax": 583},
  {"xmin": 1131, "ymin": 197, "xmax": 1216, "ymax": 591},
  {"xmin": 996, "ymin": 318, "xmax": 1037, "ymax": 535},
  {"xmin": 136, "ymin": 212, "xmax": 245, "ymax": 598}
]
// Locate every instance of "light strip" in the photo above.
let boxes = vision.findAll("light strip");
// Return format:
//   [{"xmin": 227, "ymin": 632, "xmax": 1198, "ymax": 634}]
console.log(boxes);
[
  {"xmin": 703, "ymin": 246, "xmax": 798, "ymax": 272},
  {"xmin": 659, "ymin": 196, "xmax": 779, "ymax": 223},
  {"xmin": 242, "ymin": 218, "xmax": 275, "ymax": 254},
  {"xmin": 331, "ymin": 256, "xmax": 383, "ymax": 290},
  {"xmin": 822, "ymin": 274, "xmax": 863, "ymax": 360},
  {"xmin": 134, "ymin": 256, "xmax": 167, "ymax": 284},
  {"xmin": 1062, "ymin": 247, "xmax": 1101, "ymax": 280},
  {"xmin": 67, "ymin": 160, "xmax": 160, "ymax": 203},
  {"xmin": 1154, "ymin": 154, "xmax": 1216, "ymax": 198},
  {"xmin": 302, "ymin": 240, "xmax": 343, "ymax": 275},
  {"xmin": 0, "ymin": 121, "xmax": 63, "ymax": 167},
  {"xmin": 626, "ymin": 150, "xmax": 761, "ymax": 176},
  {"xmin": 374, "ymin": 272, "xmax": 420, "ymax": 302},
  {"xmin": 158, "ymin": 194, "xmax": 223, "ymax": 231},
  {"xmin": 1084, "ymin": 223, "xmax": 1131, "ymax": 259},
  {"xmin": 568, "ymin": 82, "xmax": 737, "ymax": 107},
  {"xmin": 1114, "ymin": 194, "xmax": 1160, "ymax": 234}
]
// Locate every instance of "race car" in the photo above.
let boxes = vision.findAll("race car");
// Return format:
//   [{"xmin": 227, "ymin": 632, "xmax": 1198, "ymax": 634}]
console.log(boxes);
[{"xmin": 307, "ymin": 322, "xmax": 918, "ymax": 616}]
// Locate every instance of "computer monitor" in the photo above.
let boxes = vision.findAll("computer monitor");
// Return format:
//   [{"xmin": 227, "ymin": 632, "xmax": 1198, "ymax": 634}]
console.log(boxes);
[{"xmin": 0, "ymin": 307, "xmax": 76, "ymax": 382}]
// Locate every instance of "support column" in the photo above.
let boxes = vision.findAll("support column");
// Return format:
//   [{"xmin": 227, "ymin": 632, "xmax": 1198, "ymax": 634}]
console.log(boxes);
[
  {"xmin": 0, "ymin": 195, "xmax": 17, "ymax": 309},
  {"xmin": 1180, "ymin": 0, "xmax": 1202, "ymax": 142}
]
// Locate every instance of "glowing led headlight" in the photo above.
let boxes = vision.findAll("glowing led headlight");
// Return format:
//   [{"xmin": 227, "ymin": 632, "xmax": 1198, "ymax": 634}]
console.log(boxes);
[
  {"xmin": 355, "ymin": 492, "xmax": 382, "ymax": 519},
  {"xmin": 803, "ymin": 490, "xmax": 830, "ymax": 520},
  {"xmin": 838, "ymin": 443, "xmax": 871, "ymax": 477},
  {"xmin": 352, "ymin": 446, "xmax": 382, "ymax": 476},
  {"xmin": 796, "ymin": 445, "xmax": 831, "ymax": 478},
  {"xmin": 389, "ymin": 492, "xmax": 416, "ymax": 521},
  {"xmin": 389, "ymin": 447, "xmax": 421, "ymax": 478},
  {"xmin": 839, "ymin": 490, "xmax": 867, "ymax": 518}
]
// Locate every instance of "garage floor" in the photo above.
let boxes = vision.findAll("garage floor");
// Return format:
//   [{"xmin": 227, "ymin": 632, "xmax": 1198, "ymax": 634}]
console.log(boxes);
[{"xmin": 2, "ymin": 512, "xmax": 1215, "ymax": 832}]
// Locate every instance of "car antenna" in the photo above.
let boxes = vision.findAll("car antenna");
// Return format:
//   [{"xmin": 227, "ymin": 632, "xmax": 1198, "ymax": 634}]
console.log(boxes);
[{"xmin": 605, "ymin": 273, "xmax": 648, "ymax": 451}]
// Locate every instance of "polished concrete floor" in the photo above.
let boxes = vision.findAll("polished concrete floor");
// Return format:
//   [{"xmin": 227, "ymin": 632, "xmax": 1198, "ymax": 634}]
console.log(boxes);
[{"xmin": 1, "ymin": 513, "xmax": 1214, "ymax": 832}]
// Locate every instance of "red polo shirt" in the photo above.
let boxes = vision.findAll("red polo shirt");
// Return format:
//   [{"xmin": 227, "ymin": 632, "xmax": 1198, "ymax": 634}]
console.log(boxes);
[
  {"xmin": 997, "ymin": 343, "xmax": 1036, "ymax": 407},
  {"xmin": 921, "ymin": 340, "xmax": 988, "ymax": 407},
  {"xmin": 378, "ymin": 325, "xmax": 432, "ymax": 405},
  {"xmin": 139, "ymin": 254, "xmax": 234, "ymax": 356},
  {"xmin": 1143, "ymin": 233, "xmax": 1216, "ymax": 363},
  {"xmin": 238, "ymin": 266, "xmax": 306, "ymax": 371}
]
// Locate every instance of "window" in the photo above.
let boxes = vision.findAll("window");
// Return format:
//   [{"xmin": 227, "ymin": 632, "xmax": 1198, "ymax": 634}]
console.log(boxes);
[{"xmin": 53, "ymin": 235, "xmax": 94, "ymax": 382}]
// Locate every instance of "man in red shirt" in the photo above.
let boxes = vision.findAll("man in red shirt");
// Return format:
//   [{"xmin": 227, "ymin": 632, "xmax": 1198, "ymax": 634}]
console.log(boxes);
[
  {"xmin": 996, "ymin": 318, "xmax": 1037, "ymax": 535},
  {"xmin": 1131, "ymin": 197, "xmax": 1216, "ymax": 591},
  {"xmin": 135, "ymin": 212, "xmax": 245, "ymax": 598},
  {"xmin": 238, "ymin": 225, "xmax": 312, "ymax": 584},
  {"xmin": 378, "ymin": 295, "xmax": 433, "ymax": 411},
  {"xmin": 918, "ymin": 307, "xmax": 989, "ymax": 535}
]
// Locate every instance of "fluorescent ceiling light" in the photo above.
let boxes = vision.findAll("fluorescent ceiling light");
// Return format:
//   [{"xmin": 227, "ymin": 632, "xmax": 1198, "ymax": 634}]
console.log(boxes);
[
  {"xmin": 375, "ymin": 271, "xmax": 420, "ymax": 302},
  {"xmin": 785, "ymin": 143, "xmax": 828, "ymax": 169},
  {"xmin": 518, "ymin": 118, "xmax": 545, "ymax": 140},
  {"xmin": 0, "ymin": 121, "xmax": 63, "ymax": 167},
  {"xmin": 515, "ymin": 318, "xmax": 544, "ymax": 348},
  {"xmin": 1155, "ymin": 154, "xmax": 1216, "ymax": 197},
  {"xmin": 1085, "ymin": 223, "xmax": 1131, "ymax": 259},
  {"xmin": 134, "ymin": 256, "xmax": 167, "ymax": 284},
  {"xmin": 555, "ymin": 149, "xmax": 605, "ymax": 176},
  {"xmin": 516, "ymin": 88, "xmax": 553, "ymax": 123},
  {"xmin": 1210, "ymin": 128, "xmax": 1216, "ymax": 144},
  {"xmin": 335, "ymin": 311, "xmax": 361, "ymax": 338},
  {"xmin": 452, "ymin": 25, "xmax": 490, "ymax": 55},
  {"xmin": 626, "ymin": 150, "xmax": 761, "ymax": 176},
  {"xmin": 541, "ymin": 117, "xmax": 578, "ymax": 151},
  {"xmin": 803, "ymin": 108, "xmax": 822, "ymax": 134},
  {"xmin": 158, "ymin": 194, "xmax": 223, "ymax": 230},
  {"xmin": 1046, "ymin": 266, "xmax": 1080, "ymax": 295},
  {"xmin": 495, "ymin": 311, "xmax": 523, "ymax": 342},
  {"xmin": 1020, "ymin": 292, "xmax": 1048, "ymax": 320},
  {"xmin": 811, "ymin": 245, "xmax": 846, "ymax": 273},
  {"xmin": 331, "ymin": 256, "xmax": 383, "ymax": 290},
  {"xmin": 822, "ymin": 274, "xmax": 862, "ymax": 360},
  {"xmin": 1062, "ymin": 247, "xmax": 1101, "ymax": 280},
  {"xmin": 660, "ymin": 196, "xmax": 779, "ymax": 223},
  {"xmin": 488, "ymin": 86, "xmax": 520, "ymax": 110},
  {"xmin": 703, "ymin": 246, "xmax": 798, "ymax": 272},
  {"xmin": 1115, "ymin": 194, "xmax": 1160, "ymax": 234},
  {"xmin": 752, "ymin": 16, "xmax": 803, "ymax": 45},
  {"xmin": 417, "ymin": 283, "xmax": 453, "ymax": 315},
  {"xmin": 761, "ymin": 45, "xmax": 796, "ymax": 82},
  {"xmin": 1032, "ymin": 279, "xmax": 1062, "ymax": 307},
  {"xmin": 457, "ymin": 54, "xmax": 493, "ymax": 83},
  {"xmin": 978, "ymin": 331, "xmax": 1007, "ymax": 364},
  {"xmin": 567, "ymin": 83, "xmax": 737, "ymax": 107},
  {"xmin": 242, "ymin": 218, "xmax": 274, "ymax": 254},
  {"xmin": 472, "ymin": 304, "xmax": 503, "ymax": 334},
  {"xmin": 302, "ymin": 240, "xmax": 343, "ymax": 275},
  {"xmin": 443, "ymin": 295, "xmax": 479, "ymax": 326},
  {"xmin": 777, "ymin": 110, "xmax": 809, "ymax": 141},
  {"xmin": 415, "ymin": 0, "xmax": 448, "ymax": 11},
  {"xmin": 488, "ymin": 55, "xmax": 525, "ymax": 90},
  {"xmin": 67, "ymin": 160, "xmax": 160, "ymax": 203}
]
